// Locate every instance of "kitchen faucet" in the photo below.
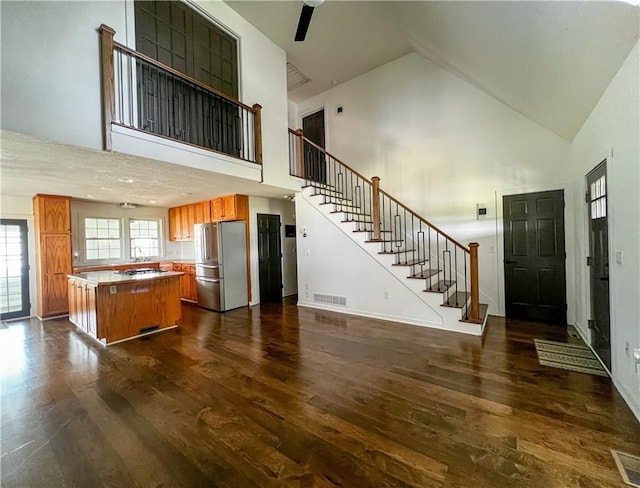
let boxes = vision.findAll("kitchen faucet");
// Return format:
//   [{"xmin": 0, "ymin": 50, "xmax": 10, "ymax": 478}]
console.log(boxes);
[{"xmin": 133, "ymin": 246, "xmax": 144, "ymax": 262}]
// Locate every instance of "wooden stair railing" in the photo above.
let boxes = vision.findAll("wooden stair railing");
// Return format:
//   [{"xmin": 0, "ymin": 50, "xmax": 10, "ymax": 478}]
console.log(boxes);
[
  {"xmin": 98, "ymin": 25, "xmax": 263, "ymax": 165},
  {"xmin": 289, "ymin": 128, "xmax": 482, "ymax": 324}
]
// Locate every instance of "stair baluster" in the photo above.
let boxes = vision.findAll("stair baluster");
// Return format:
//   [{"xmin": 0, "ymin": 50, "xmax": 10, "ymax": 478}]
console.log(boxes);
[{"xmin": 289, "ymin": 128, "xmax": 484, "ymax": 326}]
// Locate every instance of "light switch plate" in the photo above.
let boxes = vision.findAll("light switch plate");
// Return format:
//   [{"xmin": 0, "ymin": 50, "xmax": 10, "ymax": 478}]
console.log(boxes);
[{"xmin": 615, "ymin": 251, "xmax": 623, "ymax": 265}]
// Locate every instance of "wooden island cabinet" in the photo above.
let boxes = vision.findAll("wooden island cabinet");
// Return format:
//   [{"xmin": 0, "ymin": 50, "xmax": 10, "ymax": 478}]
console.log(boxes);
[{"xmin": 67, "ymin": 270, "xmax": 183, "ymax": 344}]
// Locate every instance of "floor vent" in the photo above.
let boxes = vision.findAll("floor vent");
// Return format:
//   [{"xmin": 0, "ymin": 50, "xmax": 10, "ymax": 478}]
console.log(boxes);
[{"xmin": 314, "ymin": 293, "xmax": 347, "ymax": 307}]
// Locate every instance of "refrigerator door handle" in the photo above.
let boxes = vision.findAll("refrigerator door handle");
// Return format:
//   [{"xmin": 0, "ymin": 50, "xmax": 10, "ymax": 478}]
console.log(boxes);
[
  {"xmin": 203, "ymin": 225, "xmax": 209, "ymax": 261},
  {"xmin": 197, "ymin": 277, "xmax": 220, "ymax": 284}
]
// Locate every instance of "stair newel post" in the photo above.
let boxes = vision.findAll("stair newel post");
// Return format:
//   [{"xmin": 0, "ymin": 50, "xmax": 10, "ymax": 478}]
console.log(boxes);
[
  {"xmin": 372, "ymin": 176, "xmax": 381, "ymax": 241},
  {"xmin": 99, "ymin": 24, "xmax": 116, "ymax": 151},
  {"xmin": 296, "ymin": 129, "xmax": 305, "ymax": 180},
  {"xmin": 252, "ymin": 104, "xmax": 263, "ymax": 165},
  {"xmin": 469, "ymin": 242, "xmax": 480, "ymax": 323}
]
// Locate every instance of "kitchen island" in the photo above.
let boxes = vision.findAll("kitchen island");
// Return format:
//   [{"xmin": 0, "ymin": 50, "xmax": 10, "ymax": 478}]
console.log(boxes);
[{"xmin": 67, "ymin": 269, "xmax": 183, "ymax": 344}]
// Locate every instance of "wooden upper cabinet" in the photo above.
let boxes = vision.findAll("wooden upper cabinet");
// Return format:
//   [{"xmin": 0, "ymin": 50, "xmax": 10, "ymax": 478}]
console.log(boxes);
[
  {"xmin": 168, "ymin": 195, "xmax": 248, "ymax": 240},
  {"xmin": 211, "ymin": 197, "xmax": 224, "ymax": 222},
  {"xmin": 212, "ymin": 194, "xmax": 248, "ymax": 222},
  {"xmin": 193, "ymin": 201, "xmax": 211, "ymax": 225},
  {"xmin": 181, "ymin": 205, "xmax": 195, "ymax": 240},
  {"xmin": 234, "ymin": 194, "xmax": 248, "ymax": 220},
  {"xmin": 169, "ymin": 207, "xmax": 180, "ymax": 241},
  {"xmin": 35, "ymin": 195, "xmax": 70, "ymax": 234}
]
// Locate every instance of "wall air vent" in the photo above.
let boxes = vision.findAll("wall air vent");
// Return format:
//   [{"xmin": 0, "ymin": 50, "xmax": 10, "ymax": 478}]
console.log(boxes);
[
  {"xmin": 313, "ymin": 293, "xmax": 347, "ymax": 307},
  {"xmin": 287, "ymin": 62, "xmax": 311, "ymax": 91}
]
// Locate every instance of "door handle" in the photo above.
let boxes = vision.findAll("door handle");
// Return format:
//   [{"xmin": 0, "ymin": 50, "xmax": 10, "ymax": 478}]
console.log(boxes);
[
  {"xmin": 599, "ymin": 277, "xmax": 609, "ymax": 281},
  {"xmin": 197, "ymin": 277, "xmax": 219, "ymax": 284},
  {"xmin": 505, "ymin": 260, "xmax": 517, "ymax": 264}
]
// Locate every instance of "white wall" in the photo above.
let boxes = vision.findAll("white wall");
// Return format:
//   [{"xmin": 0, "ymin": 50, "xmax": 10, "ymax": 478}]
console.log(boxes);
[
  {"xmin": 0, "ymin": 1, "xmax": 126, "ymax": 150},
  {"xmin": 295, "ymin": 52, "xmax": 574, "ymax": 319},
  {"xmin": 248, "ymin": 197, "xmax": 297, "ymax": 304},
  {"xmin": 295, "ymin": 194, "xmax": 444, "ymax": 328},
  {"xmin": 1, "ymin": 0, "xmax": 293, "ymax": 189},
  {"xmin": 570, "ymin": 41, "xmax": 640, "ymax": 421},
  {"xmin": 0, "ymin": 195, "xmax": 37, "ymax": 318}
]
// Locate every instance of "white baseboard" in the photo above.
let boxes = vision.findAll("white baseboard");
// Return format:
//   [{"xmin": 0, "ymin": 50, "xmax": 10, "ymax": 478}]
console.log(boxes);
[
  {"xmin": 297, "ymin": 301, "xmax": 489, "ymax": 336},
  {"xmin": 614, "ymin": 379, "xmax": 640, "ymax": 424},
  {"xmin": 571, "ymin": 322, "xmax": 640, "ymax": 424},
  {"xmin": 298, "ymin": 301, "xmax": 442, "ymax": 329}
]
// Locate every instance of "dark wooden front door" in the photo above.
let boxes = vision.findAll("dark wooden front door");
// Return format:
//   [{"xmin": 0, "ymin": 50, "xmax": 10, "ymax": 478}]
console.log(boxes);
[
  {"xmin": 302, "ymin": 109, "xmax": 326, "ymax": 183},
  {"xmin": 258, "ymin": 214, "xmax": 283, "ymax": 303},
  {"xmin": 503, "ymin": 190, "xmax": 566, "ymax": 324},
  {"xmin": 586, "ymin": 161, "xmax": 611, "ymax": 371},
  {"xmin": 0, "ymin": 219, "xmax": 30, "ymax": 320},
  {"xmin": 134, "ymin": 1, "xmax": 240, "ymax": 155}
]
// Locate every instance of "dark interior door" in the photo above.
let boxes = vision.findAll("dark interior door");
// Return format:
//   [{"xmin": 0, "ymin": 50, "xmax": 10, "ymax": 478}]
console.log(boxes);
[
  {"xmin": 503, "ymin": 190, "xmax": 566, "ymax": 324},
  {"xmin": 587, "ymin": 161, "xmax": 610, "ymax": 370},
  {"xmin": 258, "ymin": 214, "xmax": 283, "ymax": 303},
  {"xmin": 302, "ymin": 109, "xmax": 326, "ymax": 184},
  {"xmin": 134, "ymin": 1, "xmax": 239, "ymax": 155},
  {"xmin": 1, "ymin": 219, "xmax": 30, "ymax": 320}
]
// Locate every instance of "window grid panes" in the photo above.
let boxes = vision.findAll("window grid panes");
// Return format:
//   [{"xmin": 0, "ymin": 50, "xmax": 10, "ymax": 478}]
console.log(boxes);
[
  {"xmin": 590, "ymin": 175, "xmax": 607, "ymax": 220},
  {"xmin": 0, "ymin": 224, "xmax": 24, "ymax": 315},
  {"xmin": 129, "ymin": 219, "xmax": 160, "ymax": 259},
  {"xmin": 84, "ymin": 218, "xmax": 121, "ymax": 260}
]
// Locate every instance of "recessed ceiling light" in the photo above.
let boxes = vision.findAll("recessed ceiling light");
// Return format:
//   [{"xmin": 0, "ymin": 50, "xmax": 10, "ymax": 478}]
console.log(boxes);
[
  {"xmin": 100, "ymin": 187, "xmax": 113, "ymax": 191},
  {"xmin": 149, "ymin": 200, "xmax": 157, "ymax": 204},
  {"xmin": 86, "ymin": 194, "xmax": 97, "ymax": 199},
  {"xmin": 120, "ymin": 202, "xmax": 137, "ymax": 209},
  {"xmin": 118, "ymin": 177, "xmax": 134, "ymax": 183},
  {"xmin": 182, "ymin": 192, "xmax": 193, "ymax": 196}
]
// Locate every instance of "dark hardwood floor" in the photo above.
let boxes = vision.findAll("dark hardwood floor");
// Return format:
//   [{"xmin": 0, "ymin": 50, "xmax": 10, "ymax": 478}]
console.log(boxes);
[{"xmin": 2, "ymin": 299, "xmax": 639, "ymax": 487}]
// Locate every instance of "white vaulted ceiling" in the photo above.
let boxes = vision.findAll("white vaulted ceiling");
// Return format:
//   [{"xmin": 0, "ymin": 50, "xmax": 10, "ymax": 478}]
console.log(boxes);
[{"xmin": 226, "ymin": 0, "xmax": 639, "ymax": 140}]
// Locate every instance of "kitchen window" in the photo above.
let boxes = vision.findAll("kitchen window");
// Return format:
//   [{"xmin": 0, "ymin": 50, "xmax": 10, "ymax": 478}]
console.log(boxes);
[
  {"xmin": 129, "ymin": 219, "xmax": 161, "ymax": 259},
  {"xmin": 84, "ymin": 218, "xmax": 121, "ymax": 260}
]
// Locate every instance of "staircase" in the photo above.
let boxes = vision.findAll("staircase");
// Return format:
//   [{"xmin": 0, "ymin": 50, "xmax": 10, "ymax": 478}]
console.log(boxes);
[{"xmin": 289, "ymin": 129, "xmax": 489, "ymax": 336}]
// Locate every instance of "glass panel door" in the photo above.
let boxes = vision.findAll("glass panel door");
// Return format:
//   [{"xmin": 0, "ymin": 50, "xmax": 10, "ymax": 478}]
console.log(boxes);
[{"xmin": 0, "ymin": 219, "xmax": 30, "ymax": 320}]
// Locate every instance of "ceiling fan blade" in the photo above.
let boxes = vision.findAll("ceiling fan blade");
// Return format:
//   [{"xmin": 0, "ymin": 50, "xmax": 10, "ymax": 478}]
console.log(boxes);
[{"xmin": 295, "ymin": 4, "xmax": 315, "ymax": 42}]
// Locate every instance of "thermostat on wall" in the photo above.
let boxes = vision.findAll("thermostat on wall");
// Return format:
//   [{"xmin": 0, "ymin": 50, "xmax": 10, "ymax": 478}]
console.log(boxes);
[{"xmin": 476, "ymin": 203, "xmax": 487, "ymax": 220}]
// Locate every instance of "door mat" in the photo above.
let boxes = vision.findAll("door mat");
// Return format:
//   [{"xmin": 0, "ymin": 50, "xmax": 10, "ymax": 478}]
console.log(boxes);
[
  {"xmin": 611, "ymin": 450, "xmax": 640, "ymax": 487},
  {"xmin": 533, "ymin": 339, "xmax": 608, "ymax": 377}
]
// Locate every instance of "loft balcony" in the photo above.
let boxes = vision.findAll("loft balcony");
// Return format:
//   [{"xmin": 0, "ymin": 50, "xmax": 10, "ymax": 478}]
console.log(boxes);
[{"xmin": 99, "ymin": 25, "xmax": 263, "ymax": 181}]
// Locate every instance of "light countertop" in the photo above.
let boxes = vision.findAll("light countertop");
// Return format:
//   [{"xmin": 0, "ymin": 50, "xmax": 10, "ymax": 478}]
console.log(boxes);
[{"xmin": 68, "ymin": 270, "xmax": 184, "ymax": 286}]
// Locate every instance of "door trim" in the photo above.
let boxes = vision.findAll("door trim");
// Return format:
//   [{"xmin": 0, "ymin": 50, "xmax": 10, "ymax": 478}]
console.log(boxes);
[
  {"xmin": 298, "ymin": 105, "xmax": 329, "ymax": 149},
  {"xmin": 0, "ymin": 219, "xmax": 30, "ymax": 320},
  {"xmin": 585, "ymin": 158, "xmax": 612, "ymax": 373},
  {"xmin": 257, "ymin": 213, "xmax": 283, "ymax": 303},
  {"xmin": 495, "ymin": 182, "xmax": 576, "ymax": 322}
]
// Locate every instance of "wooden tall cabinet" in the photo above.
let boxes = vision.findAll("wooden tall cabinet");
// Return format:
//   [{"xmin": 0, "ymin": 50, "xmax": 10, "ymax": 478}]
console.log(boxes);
[{"xmin": 33, "ymin": 194, "xmax": 72, "ymax": 318}]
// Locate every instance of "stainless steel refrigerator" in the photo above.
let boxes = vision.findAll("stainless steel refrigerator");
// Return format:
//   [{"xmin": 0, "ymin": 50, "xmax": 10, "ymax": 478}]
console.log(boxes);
[{"xmin": 194, "ymin": 221, "xmax": 248, "ymax": 312}]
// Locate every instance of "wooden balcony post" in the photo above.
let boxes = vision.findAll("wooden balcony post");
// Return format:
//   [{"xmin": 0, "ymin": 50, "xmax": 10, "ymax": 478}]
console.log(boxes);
[
  {"xmin": 468, "ymin": 242, "xmax": 480, "ymax": 323},
  {"xmin": 252, "ymin": 104, "xmax": 263, "ymax": 165},
  {"xmin": 98, "ymin": 24, "xmax": 116, "ymax": 151},
  {"xmin": 296, "ymin": 129, "xmax": 304, "ymax": 178},
  {"xmin": 372, "ymin": 176, "xmax": 381, "ymax": 241}
]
